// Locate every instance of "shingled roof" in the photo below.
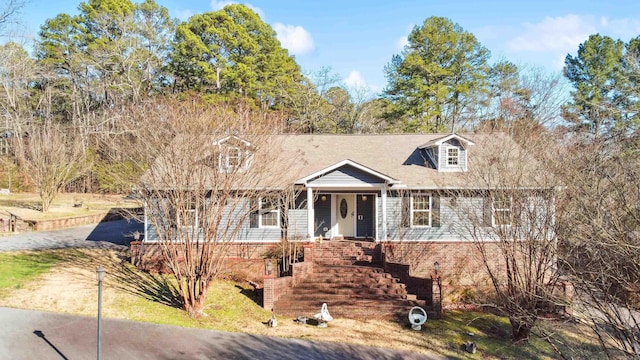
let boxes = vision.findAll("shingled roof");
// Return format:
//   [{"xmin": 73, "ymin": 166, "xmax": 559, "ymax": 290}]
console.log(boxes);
[
  {"xmin": 144, "ymin": 132, "xmax": 541, "ymax": 190},
  {"xmin": 272, "ymin": 132, "xmax": 533, "ymax": 189}
]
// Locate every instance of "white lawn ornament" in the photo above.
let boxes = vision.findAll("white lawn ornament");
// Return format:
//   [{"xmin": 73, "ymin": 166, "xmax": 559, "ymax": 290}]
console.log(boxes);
[
  {"xmin": 267, "ymin": 311, "xmax": 277, "ymax": 328},
  {"xmin": 408, "ymin": 306, "xmax": 427, "ymax": 330},
  {"xmin": 314, "ymin": 303, "xmax": 333, "ymax": 328}
]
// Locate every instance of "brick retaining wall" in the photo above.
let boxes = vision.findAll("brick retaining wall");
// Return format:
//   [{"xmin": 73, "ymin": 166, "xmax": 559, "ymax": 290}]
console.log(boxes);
[
  {"xmin": 0, "ymin": 208, "xmax": 134, "ymax": 234},
  {"xmin": 382, "ymin": 241, "xmax": 503, "ymax": 303}
]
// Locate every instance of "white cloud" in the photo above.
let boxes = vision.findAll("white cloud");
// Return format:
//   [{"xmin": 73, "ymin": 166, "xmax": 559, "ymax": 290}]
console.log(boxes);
[
  {"xmin": 273, "ymin": 23, "xmax": 315, "ymax": 55},
  {"xmin": 344, "ymin": 71, "xmax": 366, "ymax": 88},
  {"xmin": 342, "ymin": 71, "xmax": 380, "ymax": 98},
  {"xmin": 210, "ymin": 1, "xmax": 235, "ymax": 10},
  {"xmin": 396, "ymin": 36, "xmax": 408, "ymax": 51},
  {"xmin": 210, "ymin": 1, "xmax": 264, "ymax": 18},
  {"xmin": 508, "ymin": 14, "xmax": 596, "ymax": 53},
  {"xmin": 598, "ymin": 16, "xmax": 640, "ymax": 39},
  {"xmin": 504, "ymin": 14, "xmax": 640, "ymax": 70},
  {"xmin": 395, "ymin": 23, "xmax": 414, "ymax": 51},
  {"xmin": 175, "ymin": 9, "xmax": 194, "ymax": 21}
]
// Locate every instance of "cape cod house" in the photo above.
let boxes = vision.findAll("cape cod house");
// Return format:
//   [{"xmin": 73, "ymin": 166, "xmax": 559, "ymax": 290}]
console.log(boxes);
[{"xmin": 136, "ymin": 132, "xmax": 552, "ymax": 316}]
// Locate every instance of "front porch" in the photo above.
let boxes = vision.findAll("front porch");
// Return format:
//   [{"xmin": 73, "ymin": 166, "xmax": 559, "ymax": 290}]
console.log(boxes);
[
  {"xmin": 307, "ymin": 192, "xmax": 381, "ymax": 241},
  {"xmin": 297, "ymin": 159, "xmax": 398, "ymax": 242}
]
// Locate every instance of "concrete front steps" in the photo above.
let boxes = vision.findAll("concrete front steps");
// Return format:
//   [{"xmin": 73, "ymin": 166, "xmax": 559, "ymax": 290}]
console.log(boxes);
[{"xmin": 273, "ymin": 263, "xmax": 424, "ymax": 321}]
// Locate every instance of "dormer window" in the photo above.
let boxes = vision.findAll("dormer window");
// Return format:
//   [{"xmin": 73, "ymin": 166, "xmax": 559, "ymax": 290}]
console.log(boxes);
[
  {"xmin": 225, "ymin": 147, "xmax": 243, "ymax": 170},
  {"xmin": 418, "ymin": 134, "xmax": 473, "ymax": 173},
  {"xmin": 214, "ymin": 135, "xmax": 253, "ymax": 173},
  {"xmin": 446, "ymin": 147, "xmax": 459, "ymax": 166}
]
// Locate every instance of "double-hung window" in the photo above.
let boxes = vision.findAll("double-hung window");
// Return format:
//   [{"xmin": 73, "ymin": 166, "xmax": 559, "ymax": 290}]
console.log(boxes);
[
  {"xmin": 492, "ymin": 195, "xmax": 512, "ymax": 227},
  {"xmin": 225, "ymin": 147, "xmax": 243, "ymax": 170},
  {"xmin": 447, "ymin": 147, "xmax": 459, "ymax": 166},
  {"xmin": 259, "ymin": 196, "xmax": 279, "ymax": 227},
  {"xmin": 411, "ymin": 194, "xmax": 431, "ymax": 227}
]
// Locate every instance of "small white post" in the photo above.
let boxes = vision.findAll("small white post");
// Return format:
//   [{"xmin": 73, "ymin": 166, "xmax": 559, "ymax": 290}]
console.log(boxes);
[
  {"xmin": 307, "ymin": 186, "xmax": 314, "ymax": 239},
  {"xmin": 381, "ymin": 184, "xmax": 388, "ymax": 241}
]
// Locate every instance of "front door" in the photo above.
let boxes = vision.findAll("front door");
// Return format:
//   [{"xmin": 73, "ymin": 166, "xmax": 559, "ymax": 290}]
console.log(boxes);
[
  {"xmin": 336, "ymin": 194, "xmax": 354, "ymax": 237},
  {"xmin": 356, "ymin": 194, "xmax": 375, "ymax": 238}
]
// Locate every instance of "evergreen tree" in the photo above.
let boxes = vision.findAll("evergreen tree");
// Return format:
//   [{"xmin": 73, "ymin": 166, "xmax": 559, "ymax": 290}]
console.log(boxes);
[{"xmin": 384, "ymin": 16, "xmax": 490, "ymax": 133}]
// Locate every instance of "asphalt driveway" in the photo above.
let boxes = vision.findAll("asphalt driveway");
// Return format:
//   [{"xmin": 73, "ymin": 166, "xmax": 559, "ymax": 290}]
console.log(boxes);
[
  {"xmin": 0, "ymin": 219, "xmax": 143, "ymax": 252},
  {"xmin": 0, "ymin": 307, "xmax": 443, "ymax": 360}
]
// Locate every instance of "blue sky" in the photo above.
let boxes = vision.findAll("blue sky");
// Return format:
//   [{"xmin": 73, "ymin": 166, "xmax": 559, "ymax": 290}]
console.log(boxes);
[{"xmin": 12, "ymin": 0, "xmax": 640, "ymax": 95}]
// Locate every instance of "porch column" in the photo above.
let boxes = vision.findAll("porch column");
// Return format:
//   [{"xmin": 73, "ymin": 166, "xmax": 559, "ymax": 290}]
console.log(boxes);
[
  {"xmin": 381, "ymin": 184, "xmax": 388, "ymax": 240},
  {"xmin": 307, "ymin": 186, "xmax": 314, "ymax": 239}
]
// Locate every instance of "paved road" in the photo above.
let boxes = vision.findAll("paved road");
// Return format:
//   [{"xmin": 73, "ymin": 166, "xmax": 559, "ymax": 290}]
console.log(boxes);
[
  {"xmin": 0, "ymin": 307, "xmax": 443, "ymax": 360},
  {"xmin": 0, "ymin": 219, "xmax": 143, "ymax": 252}
]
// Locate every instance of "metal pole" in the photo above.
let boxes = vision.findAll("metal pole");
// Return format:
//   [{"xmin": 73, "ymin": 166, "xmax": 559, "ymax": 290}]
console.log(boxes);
[
  {"xmin": 98, "ymin": 274, "xmax": 102, "ymax": 360},
  {"xmin": 96, "ymin": 266, "xmax": 104, "ymax": 360},
  {"xmin": 97, "ymin": 276, "xmax": 102, "ymax": 360}
]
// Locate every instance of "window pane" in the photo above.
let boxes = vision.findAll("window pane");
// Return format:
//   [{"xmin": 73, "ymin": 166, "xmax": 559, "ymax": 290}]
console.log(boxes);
[
  {"xmin": 227, "ymin": 148, "xmax": 242, "ymax": 167},
  {"xmin": 494, "ymin": 210, "xmax": 511, "ymax": 225},
  {"xmin": 262, "ymin": 197, "xmax": 277, "ymax": 210},
  {"xmin": 179, "ymin": 208, "xmax": 197, "ymax": 227},
  {"xmin": 413, "ymin": 195, "xmax": 430, "ymax": 210},
  {"xmin": 494, "ymin": 195, "xmax": 511, "ymax": 210},
  {"xmin": 447, "ymin": 148, "xmax": 459, "ymax": 165},
  {"xmin": 413, "ymin": 211, "xmax": 430, "ymax": 226},
  {"xmin": 262, "ymin": 212, "xmax": 277, "ymax": 226}
]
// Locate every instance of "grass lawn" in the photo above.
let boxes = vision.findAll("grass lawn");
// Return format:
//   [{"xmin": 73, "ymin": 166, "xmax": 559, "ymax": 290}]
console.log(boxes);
[
  {"xmin": 0, "ymin": 248, "xmax": 606, "ymax": 359},
  {"xmin": 0, "ymin": 251, "xmax": 65, "ymax": 295},
  {"xmin": 0, "ymin": 192, "xmax": 139, "ymax": 220}
]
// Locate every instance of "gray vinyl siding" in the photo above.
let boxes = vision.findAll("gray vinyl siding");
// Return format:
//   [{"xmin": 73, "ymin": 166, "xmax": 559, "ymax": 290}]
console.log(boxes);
[
  {"xmin": 307, "ymin": 165, "xmax": 384, "ymax": 186},
  {"xmin": 437, "ymin": 139, "xmax": 467, "ymax": 172},
  {"xmin": 384, "ymin": 193, "xmax": 483, "ymax": 241},
  {"xmin": 287, "ymin": 208, "xmax": 308, "ymax": 239},
  {"xmin": 286, "ymin": 192, "xmax": 308, "ymax": 239},
  {"xmin": 144, "ymin": 197, "xmax": 281, "ymax": 243},
  {"xmin": 145, "ymin": 221, "xmax": 159, "ymax": 242}
]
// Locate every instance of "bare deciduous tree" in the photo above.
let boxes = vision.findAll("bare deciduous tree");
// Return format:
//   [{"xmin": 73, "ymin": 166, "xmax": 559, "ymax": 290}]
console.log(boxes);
[
  {"xmin": 102, "ymin": 97, "xmax": 294, "ymax": 317},
  {"xmin": 13, "ymin": 122, "xmax": 88, "ymax": 211},
  {"xmin": 0, "ymin": 0, "xmax": 26, "ymax": 34},
  {"xmin": 557, "ymin": 135, "xmax": 640, "ymax": 358},
  {"xmin": 452, "ymin": 132, "xmax": 565, "ymax": 344}
]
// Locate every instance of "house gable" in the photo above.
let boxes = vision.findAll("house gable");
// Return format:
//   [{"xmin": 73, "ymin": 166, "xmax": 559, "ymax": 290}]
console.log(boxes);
[
  {"xmin": 296, "ymin": 160, "xmax": 398, "ymax": 187},
  {"xmin": 418, "ymin": 134, "xmax": 473, "ymax": 173}
]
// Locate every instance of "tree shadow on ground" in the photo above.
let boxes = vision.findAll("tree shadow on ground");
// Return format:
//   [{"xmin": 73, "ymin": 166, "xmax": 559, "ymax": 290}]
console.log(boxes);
[
  {"xmin": 44, "ymin": 248, "xmax": 183, "ymax": 309},
  {"xmin": 108, "ymin": 256, "xmax": 183, "ymax": 308},
  {"xmin": 234, "ymin": 284, "xmax": 262, "ymax": 307},
  {"xmin": 0, "ymin": 199, "xmax": 41, "ymax": 211}
]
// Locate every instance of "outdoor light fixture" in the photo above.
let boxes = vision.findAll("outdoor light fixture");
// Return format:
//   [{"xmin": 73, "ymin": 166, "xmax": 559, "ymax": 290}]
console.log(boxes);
[
  {"xmin": 321, "ymin": 195, "xmax": 327, "ymax": 201},
  {"xmin": 96, "ymin": 265, "xmax": 106, "ymax": 360},
  {"xmin": 96, "ymin": 266, "xmax": 105, "ymax": 282},
  {"xmin": 434, "ymin": 261, "xmax": 440, "ymax": 275},
  {"xmin": 266, "ymin": 259, "xmax": 273, "ymax": 275},
  {"xmin": 362, "ymin": 195, "xmax": 367, "ymax": 201}
]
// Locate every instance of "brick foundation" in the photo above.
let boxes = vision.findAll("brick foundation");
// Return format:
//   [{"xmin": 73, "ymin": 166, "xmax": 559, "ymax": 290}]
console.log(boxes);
[
  {"xmin": 130, "ymin": 241, "xmax": 295, "ymax": 284},
  {"xmin": 132, "ymin": 239, "xmax": 507, "ymax": 311},
  {"xmin": 382, "ymin": 241, "xmax": 502, "ymax": 304}
]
